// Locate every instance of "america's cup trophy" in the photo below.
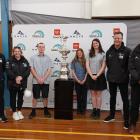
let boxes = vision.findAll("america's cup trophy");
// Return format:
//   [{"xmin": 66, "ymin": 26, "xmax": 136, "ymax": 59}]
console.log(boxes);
[
  {"xmin": 59, "ymin": 35, "xmax": 70, "ymax": 79},
  {"xmin": 51, "ymin": 35, "xmax": 70, "ymax": 79}
]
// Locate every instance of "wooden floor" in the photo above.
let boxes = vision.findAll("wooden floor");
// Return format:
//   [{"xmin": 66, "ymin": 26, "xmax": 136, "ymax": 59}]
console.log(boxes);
[{"xmin": 0, "ymin": 108, "xmax": 139, "ymax": 140}]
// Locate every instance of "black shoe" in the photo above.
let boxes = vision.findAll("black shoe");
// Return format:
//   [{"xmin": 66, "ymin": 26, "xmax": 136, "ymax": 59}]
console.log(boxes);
[
  {"xmin": 96, "ymin": 109, "xmax": 100, "ymax": 119},
  {"xmin": 29, "ymin": 111, "xmax": 36, "ymax": 119},
  {"xmin": 44, "ymin": 109, "xmax": 51, "ymax": 118},
  {"xmin": 104, "ymin": 115, "xmax": 115, "ymax": 122},
  {"xmin": 90, "ymin": 108, "xmax": 96, "ymax": 119},
  {"xmin": 1, "ymin": 116, "xmax": 8, "ymax": 123},
  {"xmin": 77, "ymin": 109, "xmax": 81, "ymax": 114},
  {"xmin": 123, "ymin": 121, "xmax": 129, "ymax": 130},
  {"xmin": 80, "ymin": 110, "xmax": 86, "ymax": 115}
]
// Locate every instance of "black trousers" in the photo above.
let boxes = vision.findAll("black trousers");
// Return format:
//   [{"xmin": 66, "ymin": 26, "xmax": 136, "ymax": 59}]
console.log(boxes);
[
  {"xmin": 130, "ymin": 83, "xmax": 140, "ymax": 126},
  {"xmin": 108, "ymin": 82, "xmax": 129, "ymax": 122},
  {"xmin": 75, "ymin": 82, "xmax": 87, "ymax": 112},
  {"xmin": 9, "ymin": 87, "xmax": 24, "ymax": 112},
  {"xmin": 0, "ymin": 80, "xmax": 5, "ymax": 116}
]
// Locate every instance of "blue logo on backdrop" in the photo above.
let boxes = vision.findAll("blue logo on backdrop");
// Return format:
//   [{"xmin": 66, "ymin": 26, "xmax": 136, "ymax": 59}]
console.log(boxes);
[
  {"xmin": 32, "ymin": 30, "xmax": 45, "ymax": 38},
  {"xmin": 51, "ymin": 70, "xmax": 60, "ymax": 77},
  {"xmin": 16, "ymin": 43, "xmax": 26, "ymax": 50},
  {"xmin": 51, "ymin": 44, "xmax": 62, "ymax": 51},
  {"xmin": 89, "ymin": 30, "xmax": 102, "ymax": 38}
]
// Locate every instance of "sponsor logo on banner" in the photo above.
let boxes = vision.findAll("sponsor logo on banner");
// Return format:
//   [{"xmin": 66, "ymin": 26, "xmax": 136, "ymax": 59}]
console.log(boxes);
[
  {"xmin": 69, "ymin": 30, "xmax": 83, "ymax": 38},
  {"xmin": 53, "ymin": 58, "xmax": 61, "ymax": 65},
  {"xmin": 51, "ymin": 44, "xmax": 62, "ymax": 51},
  {"xmin": 54, "ymin": 58, "xmax": 61, "ymax": 63},
  {"xmin": 51, "ymin": 70, "xmax": 60, "ymax": 77},
  {"xmin": 73, "ymin": 43, "xmax": 80, "ymax": 50},
  {"xmin": 53, "ymin": 29, "xmax": 61, "ymax": 38},
  {"xmin": 89, "ymin": 30, "xmax": 102, "ymax": 38},
  {"xmin": 16, "ymin": 43, "xmax": 26, "ymax": 50},
  {"xmin": 113, "ymin": 28, "xmax": 120, "ymax": 34},
  {"xmin": 32, "ymin": 30, "xmax": 45, "ymax": 38},
  {"xmin": 13, "ymin": 31, "xmax": 27, "ymax": 38}
]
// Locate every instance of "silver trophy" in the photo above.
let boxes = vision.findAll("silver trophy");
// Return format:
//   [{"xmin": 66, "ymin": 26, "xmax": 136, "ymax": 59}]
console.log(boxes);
[{"xmin": 52, "ymin": 35, "xmax": 70, "ymax": 80}]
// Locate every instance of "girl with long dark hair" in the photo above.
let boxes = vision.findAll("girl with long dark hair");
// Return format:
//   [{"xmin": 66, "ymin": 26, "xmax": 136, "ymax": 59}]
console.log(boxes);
[{"xmin": 86, "ymin": 38, "xmax": 107, "ymax": 119}]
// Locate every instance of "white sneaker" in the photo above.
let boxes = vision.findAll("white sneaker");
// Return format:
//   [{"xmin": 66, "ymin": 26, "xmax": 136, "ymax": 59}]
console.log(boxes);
[
  {"xmin": 17, "ymin": 111, "xmax": 24, "ymax": 120},
  {"xmin": 13, "ymin": 112, "xmax": 20, "ymax": 121}
]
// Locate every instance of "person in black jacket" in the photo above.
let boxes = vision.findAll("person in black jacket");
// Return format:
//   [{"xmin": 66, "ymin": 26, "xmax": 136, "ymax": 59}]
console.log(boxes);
[
  {"xmin": 104, "ymin": 32, "xmax": 131, "ymax": 130},
  {"xmin": 0, "ymin": 53, "xmax": 8, "ymax": 123},
  {"xmin": 7, "ymin": 47, "xmax": 30, "ymax": 121},
  {"xmin": 128, "ymin": 44, "xmax": 140, "ymax": 134}
]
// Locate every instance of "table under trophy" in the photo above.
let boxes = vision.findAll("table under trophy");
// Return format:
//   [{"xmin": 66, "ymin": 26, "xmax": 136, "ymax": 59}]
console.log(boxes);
[{"xmin": 53, "ymin": 35, "xmax": 74, "ymax": 120}]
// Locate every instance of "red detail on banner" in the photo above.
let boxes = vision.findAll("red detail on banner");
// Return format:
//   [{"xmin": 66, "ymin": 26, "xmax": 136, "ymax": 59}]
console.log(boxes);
[
  {"xmin": 54, "ymin": 29, "xmax": 60, "ymax": 36},
  {"xmin": 73, "ymin": 43, "xmax": 79, "ymax": 49},
  {"xmin": 113, "ymin": 28, "xmax": 120, "ymax": 34}
]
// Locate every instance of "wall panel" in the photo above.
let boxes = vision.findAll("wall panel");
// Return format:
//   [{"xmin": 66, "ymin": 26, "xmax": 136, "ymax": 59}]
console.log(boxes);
[{"xmin": 92, "ymin": 0, "xmax": 140, "ymax": 17}]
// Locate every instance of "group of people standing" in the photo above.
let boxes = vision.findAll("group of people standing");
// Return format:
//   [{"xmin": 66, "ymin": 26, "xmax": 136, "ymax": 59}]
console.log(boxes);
[
  {"xmin": 71, "ymin": 32, "xmax": 140, "ymax": 134},
  {"xmin": 0, "ymin": 32, "xmax": 139, "ymax": 134}
]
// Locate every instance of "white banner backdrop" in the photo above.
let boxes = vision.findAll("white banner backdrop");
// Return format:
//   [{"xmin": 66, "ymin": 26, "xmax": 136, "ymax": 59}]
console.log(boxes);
[{"xmin": 12, "ymin": 23, "xmax": 127, "ymax": 110}]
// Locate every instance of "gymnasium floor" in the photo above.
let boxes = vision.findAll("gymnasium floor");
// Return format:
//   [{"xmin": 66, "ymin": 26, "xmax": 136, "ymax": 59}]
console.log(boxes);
[{"xmin": 0, "ymin": 108, "xmax": 139, "ymax": 140}]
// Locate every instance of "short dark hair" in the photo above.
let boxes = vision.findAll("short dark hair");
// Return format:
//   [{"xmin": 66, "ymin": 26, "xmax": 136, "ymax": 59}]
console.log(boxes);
[
  {"xmin": 36, "ymin": 42, "xmax": 45, "ymax": 47},
  {"xmin": 114, "ymin": 32, "xmax": 123, "ymax": 38}
]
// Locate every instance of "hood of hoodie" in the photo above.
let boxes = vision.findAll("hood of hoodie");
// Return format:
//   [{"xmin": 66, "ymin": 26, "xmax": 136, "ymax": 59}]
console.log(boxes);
[{"xmin": 134, "ymin": 44, "xmax": 140, "ymax": 53}]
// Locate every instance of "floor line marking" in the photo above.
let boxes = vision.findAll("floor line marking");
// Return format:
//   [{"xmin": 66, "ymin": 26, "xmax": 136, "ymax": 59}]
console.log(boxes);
[
  {"xmin": 31, "ymin": 117, "xmax": 140, "ymax": 124},
  {"xmin": 134, "ymin": 136, "xmax": 139, "ymax": 140},
  {"xmin": 0, "ymin": 128, "xmax": 140, "ymax": 138},
  {"xmin": 0, "ymin": 138, "xmax": 39, "ymax": 140}
]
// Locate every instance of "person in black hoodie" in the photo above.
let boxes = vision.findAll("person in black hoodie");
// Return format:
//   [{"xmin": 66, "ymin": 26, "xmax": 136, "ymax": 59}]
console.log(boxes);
[
  {"xmin": 128, "ymin": 44, "xmax": 140, "ymax": 134},
  {"xmin": 0, "ymin": 53, "xmax": 8, "ymax": 122},
  {"xmin": 7, "ymin": 47, "xmax": 30, "ymax": 121},
  {"xmin": 104, "ymin": 32, "xmax": 131, "ymax": 130}
]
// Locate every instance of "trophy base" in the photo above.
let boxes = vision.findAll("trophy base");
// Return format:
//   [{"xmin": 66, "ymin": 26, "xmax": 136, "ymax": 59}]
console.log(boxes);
[{"xmin": 59, "ymin": 75, "xmax": 69, "ymax": 80}]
